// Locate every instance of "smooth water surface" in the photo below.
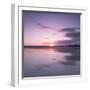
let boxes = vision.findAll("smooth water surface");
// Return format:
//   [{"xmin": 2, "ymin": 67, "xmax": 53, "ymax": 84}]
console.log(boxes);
[{"xmin": 23, "ymin": 47, "xmax": 80, "ymax": 77}]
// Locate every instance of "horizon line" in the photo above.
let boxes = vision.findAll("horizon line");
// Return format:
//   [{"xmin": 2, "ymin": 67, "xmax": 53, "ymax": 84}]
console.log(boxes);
[{"xmin": 24, "ymin": 45, "xmax": 80, "ymax": 47}]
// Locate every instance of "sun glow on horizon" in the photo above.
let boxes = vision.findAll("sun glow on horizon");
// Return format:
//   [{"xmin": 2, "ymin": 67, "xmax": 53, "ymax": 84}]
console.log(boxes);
[{"xmin": 48, "ymin": 42, "xmax": 54, "ymax": 47}]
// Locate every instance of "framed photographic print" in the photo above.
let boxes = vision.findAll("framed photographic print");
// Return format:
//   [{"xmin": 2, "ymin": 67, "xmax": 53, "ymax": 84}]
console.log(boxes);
[{"xmin": 11, "ymin": 4, "xmax": 87, "ymax": 87}]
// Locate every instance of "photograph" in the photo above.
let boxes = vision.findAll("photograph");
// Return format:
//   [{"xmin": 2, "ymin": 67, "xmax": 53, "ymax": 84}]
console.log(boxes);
[{"xmin": 22, "ymin": 10, "xmax": 80, "ymax": 78}]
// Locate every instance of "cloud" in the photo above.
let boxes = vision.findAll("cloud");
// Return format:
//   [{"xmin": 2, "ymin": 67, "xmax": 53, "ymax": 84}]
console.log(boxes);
[
  {"xmin": 54, "ymin": 37, "xmax": 80, "ymax": 46},
  {"xmin": 54, "ymin": 27, "xmax": 80, "ymax": 46},
  {"xmin": 66, "ymin": 32, "xmax": 80, "ymax": 38},
  {"xmin": 54, "ymin": 40, "xmax": 80, "ymax": 46},
  {"xmin": 36, "ymin": 22, "xmax": 54, "ymax": 29},
  {"xmin": 34, "ymin": 20, "xmax": 80, "ymax": 46},
  {"xmin": 59, "ymin": 27, "xmax": 80, "ymax": 33}
]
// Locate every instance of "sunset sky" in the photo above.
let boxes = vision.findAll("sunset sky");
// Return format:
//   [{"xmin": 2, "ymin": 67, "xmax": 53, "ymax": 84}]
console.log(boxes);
[{"xmin": 23, "ymin": 10, "xmax": 80, "ymax": 46}]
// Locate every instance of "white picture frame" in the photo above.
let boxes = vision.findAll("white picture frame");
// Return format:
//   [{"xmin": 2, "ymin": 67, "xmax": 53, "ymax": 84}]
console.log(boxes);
[{"xmin": 11, "ymin": 3, "xmax": 87, "ymax": 87}]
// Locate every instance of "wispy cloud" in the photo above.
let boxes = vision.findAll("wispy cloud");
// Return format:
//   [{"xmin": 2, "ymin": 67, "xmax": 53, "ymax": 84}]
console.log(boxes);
[
  {"xmin": 36, "ymin": 22, "xmax": 55, "ymax": 30},
  {"xmin": 35, "ymin": 22, "xmax": 80, "ymax": 35},
  {"xmin": 59, "ymin": 27, "xmax": 80, "ymax": 33},
  {"xmin": 54, "ymin": 40, "xmax": 79, "ymax": 46}
]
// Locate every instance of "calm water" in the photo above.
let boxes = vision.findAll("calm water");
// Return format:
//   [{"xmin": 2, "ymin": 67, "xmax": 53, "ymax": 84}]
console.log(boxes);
[{"xmin": 23, "ymin": 47, "xmax": 80, "ymax": 77}]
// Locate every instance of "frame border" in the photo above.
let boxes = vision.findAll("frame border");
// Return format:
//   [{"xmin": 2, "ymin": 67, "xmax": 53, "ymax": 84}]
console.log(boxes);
[{"xmin": 11, "ymin": 4, "xmax": 87, "ymax": 87}]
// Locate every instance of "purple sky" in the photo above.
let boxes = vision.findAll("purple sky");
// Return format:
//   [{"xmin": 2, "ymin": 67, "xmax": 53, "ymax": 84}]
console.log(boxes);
[{"xmin": 22, "ymin": 10, "xmax": 80, "ymax": 46}]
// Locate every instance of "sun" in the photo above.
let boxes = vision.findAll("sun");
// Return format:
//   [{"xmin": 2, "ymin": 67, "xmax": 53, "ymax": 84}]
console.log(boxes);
[{"xmin": 49, "ymin": 42, "xmax": 54, "ymax": 47}]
